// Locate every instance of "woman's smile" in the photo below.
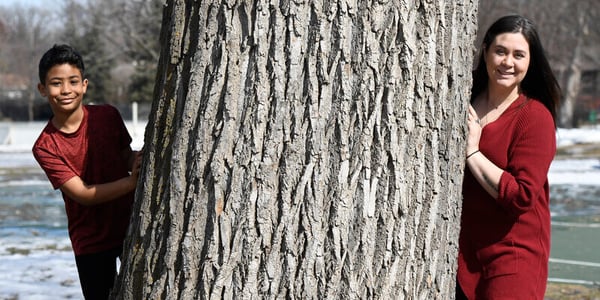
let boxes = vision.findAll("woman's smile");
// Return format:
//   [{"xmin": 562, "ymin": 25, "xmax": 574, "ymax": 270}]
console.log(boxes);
[{"xmin": 485, "ymin": 32, "xmax": 530, "ymax": 90}]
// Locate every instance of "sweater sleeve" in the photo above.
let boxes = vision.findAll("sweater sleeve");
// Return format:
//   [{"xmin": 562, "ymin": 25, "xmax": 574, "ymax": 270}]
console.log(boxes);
[{"xmin": 497, "ymin": 102, "xmax": 556, "ymax": 216}]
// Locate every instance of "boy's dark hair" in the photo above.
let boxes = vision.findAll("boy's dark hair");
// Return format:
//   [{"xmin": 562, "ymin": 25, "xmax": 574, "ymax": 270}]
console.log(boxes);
[{"xmin": 38, "ymin": 44, "xmax": 85, "ymax": 84}]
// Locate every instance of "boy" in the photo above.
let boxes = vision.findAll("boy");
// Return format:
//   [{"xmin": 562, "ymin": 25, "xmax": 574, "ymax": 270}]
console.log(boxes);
[{"xmin": 32, "ymin": 44, "xmax": 142, "ymax": 299}]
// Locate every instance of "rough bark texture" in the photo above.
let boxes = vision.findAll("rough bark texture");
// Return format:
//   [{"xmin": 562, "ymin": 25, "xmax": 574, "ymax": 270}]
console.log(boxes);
[{"xmin": 113, "ymin": 0, "xmax": 478, "ymax": 299}]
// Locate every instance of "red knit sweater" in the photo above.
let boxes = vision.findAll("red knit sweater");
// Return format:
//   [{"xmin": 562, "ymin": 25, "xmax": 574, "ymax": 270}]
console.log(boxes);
[{"xmin": 458, "ymin": 95, "xmax": 556, "ymax": 299}]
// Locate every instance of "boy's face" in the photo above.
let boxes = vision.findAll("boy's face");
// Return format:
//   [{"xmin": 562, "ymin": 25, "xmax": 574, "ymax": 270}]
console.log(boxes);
[{"xmin": 37, "ymin": 63, "xmax": 88, "ymax": 115}]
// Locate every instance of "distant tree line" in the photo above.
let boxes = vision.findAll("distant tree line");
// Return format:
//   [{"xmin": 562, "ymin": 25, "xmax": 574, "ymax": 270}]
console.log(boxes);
[
  {"xmin": 0, "ymin": 0, "xmax": 161, "ymax": 120},
  {"xmin": 0, "ymin": 0, "xmax": 598, "ymax": 126}
]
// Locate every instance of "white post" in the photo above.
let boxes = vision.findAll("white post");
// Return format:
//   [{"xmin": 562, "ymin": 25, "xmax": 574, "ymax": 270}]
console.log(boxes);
[
  {"xmin": 131, "ymin": 102, "xmax": 138, "ymax": 125},
  {"xmin": 132, "ymin": 102, "xmax": 138, "ymax": 136}
]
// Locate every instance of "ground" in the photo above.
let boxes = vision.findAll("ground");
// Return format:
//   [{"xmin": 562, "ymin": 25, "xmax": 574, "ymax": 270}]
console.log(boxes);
[
  {"xmin": 545, "ymin": 283, "xmax": 600, "ymax": 300},
  {"xmin": 546, "ymin": 141, "xmax": 600, "ymax": 300},
  {"xmin": 556, "ymin": 142, "xmax": 600, "ymax": 160}
]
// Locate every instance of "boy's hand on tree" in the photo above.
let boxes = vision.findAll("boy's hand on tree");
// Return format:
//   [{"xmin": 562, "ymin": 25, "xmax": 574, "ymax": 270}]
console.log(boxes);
[{"xmin": 131, "ymin": 150, "xmax": 143, "ymax": 180}]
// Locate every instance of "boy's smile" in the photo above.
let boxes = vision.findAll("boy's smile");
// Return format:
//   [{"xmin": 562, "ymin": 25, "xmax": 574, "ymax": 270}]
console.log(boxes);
[{"xmin": 38, "ymin": 63, "xmax": 88, "ymax": 115}]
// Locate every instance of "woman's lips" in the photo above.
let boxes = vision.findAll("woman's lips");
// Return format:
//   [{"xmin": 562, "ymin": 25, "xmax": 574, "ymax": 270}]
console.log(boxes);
[{"xmin": 496, "ymin": 69, "xmax": 514, "ymax": 76}]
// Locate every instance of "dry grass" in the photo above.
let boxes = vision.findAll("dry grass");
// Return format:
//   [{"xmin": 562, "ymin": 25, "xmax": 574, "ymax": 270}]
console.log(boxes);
[
  {"xmin": 556, "ymin": 143, "xmax": 600, "ymax": 160},
  {"xmin": 545, "ymin": 283, "xmax": 600, "ymax": 300}
]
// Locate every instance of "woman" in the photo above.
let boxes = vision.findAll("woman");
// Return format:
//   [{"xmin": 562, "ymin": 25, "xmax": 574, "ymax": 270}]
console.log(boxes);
[{"xmin": 457, "ymin": 15, "xmax": 561, "ymax": 299}]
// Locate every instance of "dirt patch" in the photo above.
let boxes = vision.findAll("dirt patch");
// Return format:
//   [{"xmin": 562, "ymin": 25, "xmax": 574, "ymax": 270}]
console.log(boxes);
[
  {"xmin": 545, "ymin": 283, "xmax": 600, "ymax": 300},
  {"xmin": 556, "ymin": 142, "xmax": 600, "ymax": 160}
]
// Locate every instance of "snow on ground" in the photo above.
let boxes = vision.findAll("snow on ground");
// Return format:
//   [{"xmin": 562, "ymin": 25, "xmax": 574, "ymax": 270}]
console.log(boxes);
[
  {"xmin": 549, "ymin": 158, "xmax": 600, "ymax": 186},
  {"xmin": 556, "ymin": 126, "xmax": 600, "ymax": 147},
  {"xmin": 0, "ymin": 121, "xmax": 145, "ymax": 153},
  {"xmin": 2, "ymin": 122, "xmax": 599, "ymax": 154},
  {"xmin": 0, "ymin": 235, "xmax": 81, "ymax": 300}
]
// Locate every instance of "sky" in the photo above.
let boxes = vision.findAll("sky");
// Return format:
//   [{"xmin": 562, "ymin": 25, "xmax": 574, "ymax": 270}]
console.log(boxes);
[
  {"xmin": 0, "ymin": 0, "xmax": 83, "ymax": 10},
  {"xmin": 0, "ymin": 0, "xmax": 46, "ymax": 7},
  {"xmin": 0, "ymin": 0, "xmax": 89, "ymax": 6}
]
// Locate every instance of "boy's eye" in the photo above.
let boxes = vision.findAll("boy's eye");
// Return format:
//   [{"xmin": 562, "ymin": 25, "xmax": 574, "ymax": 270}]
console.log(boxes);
[{"xmin": 50, "ymin": 82, "xmax": 61, "ymax": 86}]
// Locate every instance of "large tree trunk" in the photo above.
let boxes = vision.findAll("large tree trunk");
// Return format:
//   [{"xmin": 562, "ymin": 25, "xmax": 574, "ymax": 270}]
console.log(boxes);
[{"xmin": 113, "ymin": 0, "xmax": 478, "ymax": 299}]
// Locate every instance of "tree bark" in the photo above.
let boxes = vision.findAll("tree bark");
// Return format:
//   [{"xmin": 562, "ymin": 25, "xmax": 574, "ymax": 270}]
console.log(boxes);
[{"xmin": 113, "ymin": 0, "xmax": 478, "ymax": 299}]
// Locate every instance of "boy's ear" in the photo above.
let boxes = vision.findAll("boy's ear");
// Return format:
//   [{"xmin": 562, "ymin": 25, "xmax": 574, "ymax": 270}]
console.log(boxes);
[
  {"xmin": 37, "ymin": 83, "xmax": 47, "ymax": 97},
  {"xmin": 82, "ymin": 78, "xmax": 88, "ymax": 93}
]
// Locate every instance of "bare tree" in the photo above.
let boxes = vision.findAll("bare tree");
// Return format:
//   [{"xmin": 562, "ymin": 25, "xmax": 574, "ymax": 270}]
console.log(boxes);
[
  {"xmin": 557, "ymin": 1, "xmax": 598, "ymax": 128},
  {"xmin": 113, "ymin": 0, "xmax": 478, "ymax": 298},
  {"xmin": 87, "ymin": 0, "xmax": 163, "ymax": 104},
  {"xmin": 0, "ymin": 5, "xmax": 56, "ymax": 120},
  {"xmin": 54, "ymin": 0, "xmax": 162, "ymax": 105}
]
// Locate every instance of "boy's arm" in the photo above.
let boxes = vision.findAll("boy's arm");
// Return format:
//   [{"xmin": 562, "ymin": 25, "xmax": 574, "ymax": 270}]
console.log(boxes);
[
  {"xmin": 60, "ymin": 175, "xmax": 137, "ymax": 206},
  {"xmin": 60, "ymin": 152, "xmax": 143, "ymax": 206}
]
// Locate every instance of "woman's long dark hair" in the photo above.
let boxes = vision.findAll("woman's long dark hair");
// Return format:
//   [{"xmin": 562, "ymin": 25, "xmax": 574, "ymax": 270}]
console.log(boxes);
[{"xmin": 471, "ymin": 15, "xmax": 562, "ymax": 126}]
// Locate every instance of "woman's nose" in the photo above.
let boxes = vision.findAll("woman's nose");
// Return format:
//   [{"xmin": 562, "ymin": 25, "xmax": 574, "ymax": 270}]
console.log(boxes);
[{"xmin": 502, "ymin": 55, "xmax": 513, "ymax": 67}]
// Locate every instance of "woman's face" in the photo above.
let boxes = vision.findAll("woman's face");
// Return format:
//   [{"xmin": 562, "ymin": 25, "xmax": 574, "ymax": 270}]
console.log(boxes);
[{"xmin": 484, "ymin": 32, "xmax": 531, "ymax": 91}]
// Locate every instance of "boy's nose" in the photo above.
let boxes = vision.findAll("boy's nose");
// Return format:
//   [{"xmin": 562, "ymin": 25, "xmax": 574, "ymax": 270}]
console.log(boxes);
[{"xmin": 61, "ymin": 84, "xmax": 72, "ymax": 94}]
